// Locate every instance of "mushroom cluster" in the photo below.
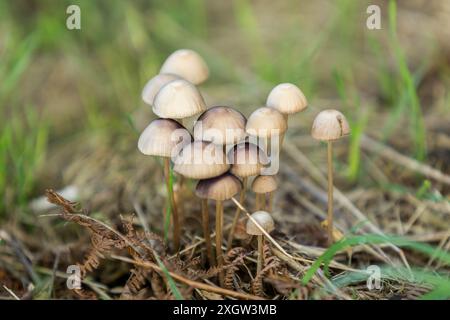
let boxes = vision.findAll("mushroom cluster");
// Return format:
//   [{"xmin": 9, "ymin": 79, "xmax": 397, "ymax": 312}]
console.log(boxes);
[{"xmin": 137, "ymin": 49, "xmax": 350, "ymax": 282}]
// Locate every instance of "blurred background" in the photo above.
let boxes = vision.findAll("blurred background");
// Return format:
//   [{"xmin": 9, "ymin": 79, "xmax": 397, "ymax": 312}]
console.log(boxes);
[{"xmin": 0, "ymin": 0, "xmax": 449, "ymax": 299}]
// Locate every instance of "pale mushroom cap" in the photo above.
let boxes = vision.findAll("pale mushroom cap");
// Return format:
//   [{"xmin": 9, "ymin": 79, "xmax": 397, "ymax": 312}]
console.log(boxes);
[
  {"xmin": 311, "ymin": 109, "xmax": 350, "ymax": 141},
  {"xmin": 246, "ymin": 211, "xmax": 275, "ymax": 235},
  {"xmin": 141, "ymin": 73, "xmax": 181, "ymax": 106},
  {"xmin": 138, "ymin": 118, "xmax": 192, "ymax": 158},
  {"xmin": 228, "ymin": 142, "xmax": 269, "ymax": 177},
  {"xmin": 195, "ymin": 173, "xmax": 242, "ymax": 201},
  {"xmin": 153, "ymin": 79, "xmax": 206, "ymax": 119},
  {"xmin": 173, "ymin": 141, "xmax": 230, "ymax": 179},
  {"xmin": 246, "ymin": 107, "xmax": 287, "ymax": 138},
  {"xmin": 160, "ymin": 49, "xmax": 209, "ymax": 85},
  {"xmin": 266, "ymin": 83, "xmax": 308, "ymax": 115},
  {"xmin": 193, "ymin": 106, "xmax": 247, "ymax": 145},
  {"xmin": 251, "ymin": 175, "xmax": 278, "ymax": 194}
]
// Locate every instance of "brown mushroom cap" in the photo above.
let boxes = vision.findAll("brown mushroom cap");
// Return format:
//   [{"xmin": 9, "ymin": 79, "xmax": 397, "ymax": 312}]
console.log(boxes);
[
  {"xmin": 138, "ymin": 118, "xmax": 192, "ymax": 158},
  {"xmin": 141, "ymin": 73, "xmax": 181, "ymax": 106},
  {"xmin": 228, "ymin": 142, "xmax": 268, "ymax": 178},
  {"xmin": 160, "ymin": 49, "xmax": 209, "ymax": 85},
  {"xmin": 311, "ymin": 109, "xmax": 350, "ymax": 141},
  {"xmin": 251, "ymin": 175, "xmax": 277, "ymax": 194},
  {"xmin": 195, "ymin": 172, "xmax": 242, "ymax": 201},
  {"xmin": 193, "ymin": 106, "xmax": 247, "ymax": 145},
  {"xmin": 266, "ymin": 83, "xmax": 308, "ymax": 115},
  {"xmin": 246, "ymin": 211, "xmax": 275, "ymax": 235},
  {"xmin": 246, "ymin": 107, "xmax": 287, "ymax": 138},
  {"xmin": 153, "ymin": 79, "xmax": 206, "ymax": 119},
  {"xmin": 173, "ymin": 141, "xmax": 230, "ymax": 179}
]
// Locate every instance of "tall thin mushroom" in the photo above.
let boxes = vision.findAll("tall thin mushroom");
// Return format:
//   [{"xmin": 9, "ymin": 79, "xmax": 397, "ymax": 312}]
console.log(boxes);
[
  {"xmin": 193, "ymin": 106, "xmax": 247, "ymax": 154},
  {"xmin": 137, "ymin": 118, "xmax": 192, "ymax": 250},
  {"xmin": 246, "ymin": 107, "xmax": 287, "ymax": 159},
  {"xmin": 311, "ymin": 109, "xmax": 350, "ymax": 245},
  {"xmin": 246, "ymin": 211, "xmax": 275, "ymax": 274},
  {"xmin": 141, "ymin": 73, "xmax": 181, "ymax": 106},
  {"xmin": 251, "ymin": 175, "xmax": 277, "ymax": 212},
  {"xmin": 195, "ymin": 173, "xmax": 242, "ymax": 284},
  {"xmin": 226, "ymin": 142, "xmax": 268, "ymax": 250},
  {"xmin": 266, "ymin": 82, "xmax": 308, "ymax": 124},
  {"xmin": 160, "ymin": 49, "xmax": 209, "ymax": 85}
]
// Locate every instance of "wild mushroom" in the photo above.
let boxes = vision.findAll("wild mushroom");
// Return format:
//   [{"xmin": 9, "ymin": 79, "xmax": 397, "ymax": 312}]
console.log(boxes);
[
  {"xmin": 246, "ymin": 107, "xmax": 287, "ymax": 159},
  {"xmin": 160, "ymin": 49, "xmax": 209, "ymax": 85},
  {"xmin": 266, "ymin": 83, "xmax": 308, "ymax": 117},
  {"xmin": 173, "ymin": 141, "xmax": 229, "ymax": 179},
  {"xmin": 246, "ymin": 211, "xmax": 275, "ymax": 274},
  {"xmin": 141, "ymin": 73, "xmax": 181, "ymax": 106},
  {"xmin": 138, "ymin": 118, "xmax": 192, "ymax": 250},
  {"xmin": 226, "ymin": 142, "xmax": 268, "ymax": 250},
  {"xmin": 193, "ymin": 106, "xmax": 247, "ymax": 153},
  {"xmin": 251, "ymin": 175, "xmax": 277, "ymax": 212},
  {"xmin": 311, "ymin": 109, "xmax": 350, "ymax": 244},
  {"xmin": 195, "ymin": 173, "xmax": 242, "ymax": 285},
  {"xmin": 153, "ymin": 79, "xmax": 206, "ymax": 129}
]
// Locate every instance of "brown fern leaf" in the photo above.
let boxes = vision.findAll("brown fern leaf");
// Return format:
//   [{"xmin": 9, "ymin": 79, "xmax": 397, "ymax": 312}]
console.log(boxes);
[
  {"xmin": 125, "ymin": 267, "xmax": 150, "ymax": 295},
  {"xmin": 224, "ymin": 254, "xmax": 245, "ymax": 290},
  {"xmin": 150, "ymin": 271, "xmax": 166, "ymax": 299},
  {"xmin": 73, "ymin": 288, "xmax": 97, "ymax": 300},
  {"xmin": 252, "ymin": 260, "xmax": 279, "ymax": 296}
]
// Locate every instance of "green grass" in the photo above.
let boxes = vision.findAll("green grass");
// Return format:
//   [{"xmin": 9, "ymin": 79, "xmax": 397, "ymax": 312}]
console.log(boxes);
[{"xmin": 301, "ymin": 233, "xmax": 450, "ymax": 299}]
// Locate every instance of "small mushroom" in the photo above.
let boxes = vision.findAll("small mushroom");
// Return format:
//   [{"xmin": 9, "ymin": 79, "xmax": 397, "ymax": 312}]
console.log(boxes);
[
  {"xmin": 141, "ymin": 73, "xmax": 181, "ymax": 106},
  {"xmin": 226, "ymin": 142, "xmax": 268, "ymax": 250},
  {"xmin": 266, "ymin": 83, "xmax": 308, "ymax": 115},
  {"xmin": 160, "ymin": 49, "xmax": 209, "ymax": 85},
  {"xmin": 252, "ymin": 175, "xmax": 277, "ymax": 212},
  {"xmin": 311, "ymin": 109, "xmax": 350, "ymax": 244},
  {"xmin": 173, "ymin": 141, "xmax": 230, "ymax": 179},
  {"xmin": 246, "ymin": 211, "xmax": 275, "ymax": 274},
  {"xmin": 138, "ymin": 118, "xmax": 192, "ymax": 250},
  {"xmin": 196, "ymin": 173, "xmax": 242, "ymax": 286},
  {"xmin": 193, "ymin": 106, "xmax": 247, "ymax": 150},
  {"xmin": 246, "ymin": 107, "xmax": 287, "ymax": 157},
  {"xmin": 153, "ymin": 79, "xmax": 206, "ymax": 120}
]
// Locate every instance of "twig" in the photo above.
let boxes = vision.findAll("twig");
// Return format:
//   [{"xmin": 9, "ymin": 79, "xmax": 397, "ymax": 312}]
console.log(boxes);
[
  {"xmin": 231, "ymin": 197, "xmax": 294, "ymax": 259},
  {"xmin": 360, "ymin": 135, "xmax": 450, "ymax": 185},
  {"xmin": 2, "ymin": 286, "xmax": 20, "ymax": 300},
  {"xmin": 110, "ymin": 255, "xmax": 264, "ymax": 300}
]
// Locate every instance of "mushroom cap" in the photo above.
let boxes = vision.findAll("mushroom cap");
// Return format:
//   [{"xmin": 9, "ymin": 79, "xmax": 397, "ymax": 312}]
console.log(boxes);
[
  {"xmin": 138, "ymin": 118, "xmax": 192, "ymax": 158},
  {"xmin": 311, "ymin": 109, "xmax": 350, "ymax": 141},
  {"xmin": 160, "ymin": 49, "xmax": 209, "ymax": 85},
  {"xmin": 141, "ymin": 73, "xmax": 181, "ymax": 106},
  {"xmin": 173, "ymin": 141, "xmax": 230, "ymax": 179},
  {"xmin": 193, "ymin": 106, "xmax": 247, "ymax": 145},
  {"xmin": 195, "ymin": 173, "xmax": 242, "ymax": 201},
  {"xmin": 246, "ymin": 107, "xmax": 287, "ymax": 138},
  {"xmin": 228, "ymin": 142, "xmax": 268, "ymax": 178},
  {"xmin": 153, "ymin": 79, "xmax": 206, "ymax": 119},
  {"xmin": 266, "ymin": 83, "xmax": 308, "ymax": 115},
  {"xmin": 246, "ymin": 211, "xmax": 275, "ymax": 235},
  {"xmin": 251, "ymin": 175, "xmax": 277, "ymax": 194}
]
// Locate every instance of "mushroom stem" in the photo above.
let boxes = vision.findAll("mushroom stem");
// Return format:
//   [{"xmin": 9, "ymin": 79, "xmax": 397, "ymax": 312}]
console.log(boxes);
[
  {"xmin": 215, "ymin": 200, "xmax": 225, "ymax": 286},
  {"xmin": 257, "ymin": 235, "xmax": 264, "ymax": 274},
  {"xmin": 201, "ymin": 199, "xmax": 215, "ymax": 266},
  {"xmin": 259, "ymin": 193, "xmax": 267, "ymax": 211},
  {"xmin": 267, "ymin": 192, "xmax": 273, "ymax": 212},
  {"xmin": 164, "ymin": 157, "xmax": 181, "ymax": 251},
  {"xmin": 226, "ymin": 177, "xmax": 247, "ymax": 251},
  {"xmin": 255, "ymin": 194, "xmax": 259, "ymax": 211},
  {"xmin": 326, "ymin": 141, "xmax": 334, "ymax": 245}
]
